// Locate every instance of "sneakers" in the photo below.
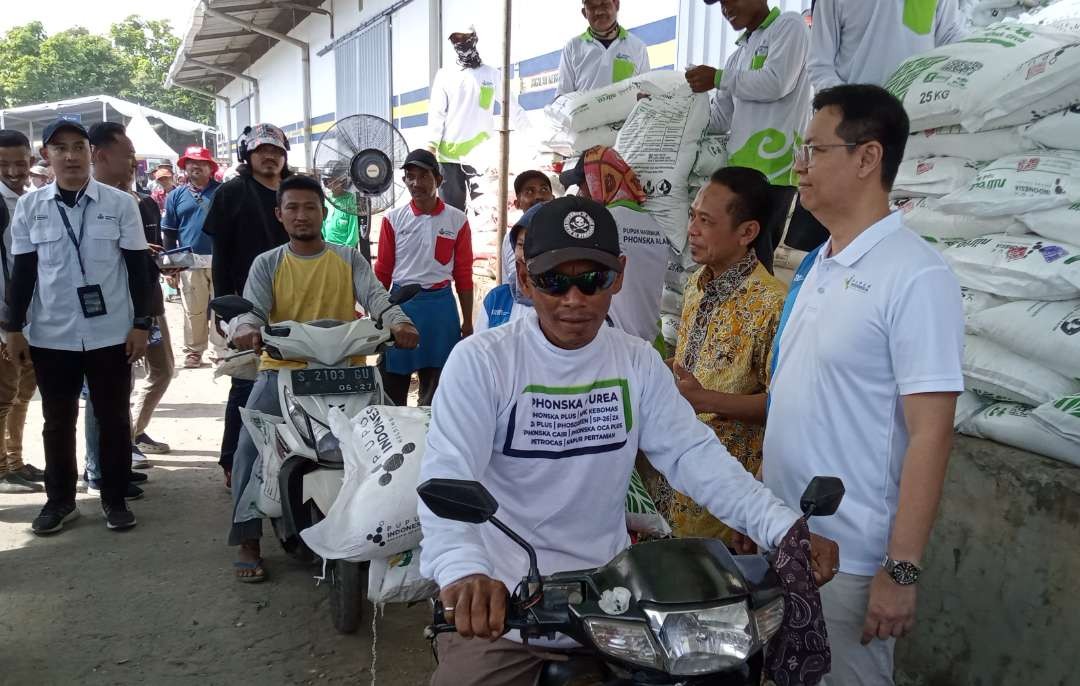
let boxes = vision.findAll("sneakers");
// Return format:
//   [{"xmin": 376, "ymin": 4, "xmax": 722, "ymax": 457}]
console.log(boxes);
[
  {"xmin": 135, "ymin": 433, "xmax": 170, "ymax": 455},
  {"xmin": 131, "ymin": 444, "xmax": 152, "ymax": 470},
  {"xmin": 18, "ymin": 464, "xmax": 46, "ymax": 482},
  {"xmin": 86, "ymin": 480, "xmax": 144, "ymax": 501},
  {"xmin": 102, "ymin": 501, "xmax": 137, "ymax": 530},
  {"xmin": 128, "ymin": 471, "xmax": 148, "ymax": 484},
  {"xmin": 0, "ymin": 472, "xmax": 44, "ymax": 493},
  {"xmin": 31, "ymin": 502, "xmax": 80, "ymax": 535}
]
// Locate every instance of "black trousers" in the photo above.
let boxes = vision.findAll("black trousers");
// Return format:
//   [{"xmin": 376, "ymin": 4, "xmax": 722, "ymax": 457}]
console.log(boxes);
[
  {"xmin": 30, "ymin": 345, "xmax": 132, "ymax": 508},
  {"xmin": 381, "ymin": 368, "xmax": 441, "ymax": 407},
  {"xmin": 219, "ymin": 376, "xmax": 255, "ymax": 472},
  {"xmin": 438, "ymin": 162, "xmax": 477, "ymax": 212}
]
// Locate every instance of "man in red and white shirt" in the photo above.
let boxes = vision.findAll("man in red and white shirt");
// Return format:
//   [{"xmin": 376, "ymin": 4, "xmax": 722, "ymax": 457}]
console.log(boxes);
[{"xmin": 375, "ymin": 149, "xmax": 473, "ymax": 406}]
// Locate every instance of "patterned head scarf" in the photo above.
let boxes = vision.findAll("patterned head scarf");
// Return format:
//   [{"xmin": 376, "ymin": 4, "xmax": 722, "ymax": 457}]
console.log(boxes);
[{"xmin": 582, "ymin": 146, "xmax": 647, "ymax": 207}]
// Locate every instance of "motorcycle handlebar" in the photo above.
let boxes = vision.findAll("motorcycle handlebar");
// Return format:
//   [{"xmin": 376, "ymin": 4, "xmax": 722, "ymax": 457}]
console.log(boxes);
[{"xmin": 427, "ymin": 597, "xmax": 532, "ymax": 639}]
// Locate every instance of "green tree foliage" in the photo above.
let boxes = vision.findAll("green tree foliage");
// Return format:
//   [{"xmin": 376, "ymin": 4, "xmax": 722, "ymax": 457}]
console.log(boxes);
[{"xmin": 0, "ymin": 16, "xmax": 213, "ymax": 124}]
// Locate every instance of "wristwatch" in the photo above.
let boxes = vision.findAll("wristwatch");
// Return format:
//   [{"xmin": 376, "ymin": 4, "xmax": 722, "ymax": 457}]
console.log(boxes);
[
  {"xmin": 881, "ymin": 555, "xmax": 921, "ymax": 585},
  {"xmin": 132, "ymin": 316, "xmax": 154, "ymax": 331}
]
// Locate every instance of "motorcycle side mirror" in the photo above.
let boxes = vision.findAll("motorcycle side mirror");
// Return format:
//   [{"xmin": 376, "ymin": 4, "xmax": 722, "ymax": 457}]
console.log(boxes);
[
  {"xmin": 417, "ymin": 478, "xmax": 499, "ymax": 524},
  {"xmin": 390, "ymin": 284, "xmax": 423, "ymax": 306},
  {"xmin": 210, "ymin": 295, "xmax": 256, "ymax": 322},
  {"xmin": 419, "ymin": 478, "xmax": 543, "ymax": 596},
  {"xmin": 799, "ymin": 476, "xmax": 845, "ymax": 518}
]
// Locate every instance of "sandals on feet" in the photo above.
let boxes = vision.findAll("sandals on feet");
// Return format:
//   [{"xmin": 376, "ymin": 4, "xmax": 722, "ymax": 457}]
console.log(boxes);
[{"xmin": 233, "ymin": 559, "xmax": 267, "ymax": 583}]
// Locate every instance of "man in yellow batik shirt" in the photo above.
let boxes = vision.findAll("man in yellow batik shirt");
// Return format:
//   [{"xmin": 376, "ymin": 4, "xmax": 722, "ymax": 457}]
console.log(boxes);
[{"xmin": 650, "ymin": 167, "xmax": 787, "ymax": 547}]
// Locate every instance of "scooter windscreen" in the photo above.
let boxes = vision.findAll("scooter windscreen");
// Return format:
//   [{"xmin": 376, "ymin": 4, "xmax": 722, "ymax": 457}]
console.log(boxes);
[{"xmin": 559, "ymin": 538, "xmax": 783, "ymax": 678}]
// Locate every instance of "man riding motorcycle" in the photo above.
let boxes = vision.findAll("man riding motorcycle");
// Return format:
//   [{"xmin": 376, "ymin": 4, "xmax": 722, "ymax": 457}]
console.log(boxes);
[
  {"xmin": 418, "ymin": 196, "xmax": 839, "ymax": 685},
  {"xmin": 228, "ymin": 174, "xmax": 419, "ymax": 582}
]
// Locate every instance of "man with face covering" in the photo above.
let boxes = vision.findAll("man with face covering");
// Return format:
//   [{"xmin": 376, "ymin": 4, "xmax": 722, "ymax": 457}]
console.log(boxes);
[
  {"xmin": 427, "ymin": 25, "xmax": 511, "ymax": 213},
  {"xmin": 556, "ymin": 0, "xmax": 651, "ymax": 97}
]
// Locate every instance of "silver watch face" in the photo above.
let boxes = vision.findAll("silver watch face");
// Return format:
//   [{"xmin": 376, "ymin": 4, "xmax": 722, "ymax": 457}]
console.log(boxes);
[{"xmin": 891, "ymin": 561, "xmax": 920, "ymax": 585}]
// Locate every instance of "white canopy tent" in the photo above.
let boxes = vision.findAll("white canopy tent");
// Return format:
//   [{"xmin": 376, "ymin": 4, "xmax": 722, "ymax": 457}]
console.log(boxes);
[{"xmin": 0, "ymin": 94, "xmax": 215, "ymax": 159}]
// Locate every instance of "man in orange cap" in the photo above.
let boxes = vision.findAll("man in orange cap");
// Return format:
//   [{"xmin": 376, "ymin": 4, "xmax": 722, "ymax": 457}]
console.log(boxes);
[{"xmin": 162, "ymin": 146, "xmax": 225, "ymax": 374}]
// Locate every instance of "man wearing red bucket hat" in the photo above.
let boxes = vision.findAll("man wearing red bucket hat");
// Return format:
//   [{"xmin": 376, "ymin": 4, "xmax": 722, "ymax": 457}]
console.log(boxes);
[{"xmin": 162, "ymin": 146, "xmax": 226, "ymax": 375}]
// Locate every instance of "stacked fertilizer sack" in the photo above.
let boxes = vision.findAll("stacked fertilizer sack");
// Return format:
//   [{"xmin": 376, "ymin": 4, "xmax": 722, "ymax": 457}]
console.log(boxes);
[
  {"xmin": 885, "ymin": 7, "xmax": 1080, "ymax": 467},
  {"xmin": 961, "ymin": 0, "xmax": 1056, "ymax": 27},
  {"xmin": 544, "ymin": 72, "xmax": 719, "ymax": 348}
]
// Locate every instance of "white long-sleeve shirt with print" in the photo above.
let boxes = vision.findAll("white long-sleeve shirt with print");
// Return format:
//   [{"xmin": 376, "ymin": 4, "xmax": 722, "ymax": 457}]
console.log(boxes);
[
  {"xmin": 556, "ymin": 28, "xmax": 651, "ymax": 97},
  {"xmin": 418, "ymin": 312, "xmax": 801, "ymax": 613},
  {"xmin": 808, "ymin": 0, "xmax": 965, "ymax": 91},
  {"xmin": 428, "ymin": 63, "xmax": 529, "ymax": 165},
  {"xmin": 707, "ymin": 9, "xmax": 812, "ymax": 187}
]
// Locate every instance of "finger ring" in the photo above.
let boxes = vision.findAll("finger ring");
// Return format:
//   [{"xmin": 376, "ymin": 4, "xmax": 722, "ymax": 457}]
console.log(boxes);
[
  {"xmin": 831, "ymin": 567, "xmax": 839, "ymax": 574},
  {"xmin": 442, "ymin": 606, "xmax": 455, "ymax": 613}
]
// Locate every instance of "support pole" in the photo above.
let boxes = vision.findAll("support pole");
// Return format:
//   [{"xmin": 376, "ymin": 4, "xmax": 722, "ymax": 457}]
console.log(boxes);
[
  {"xmin": 166, "ymin": 81, "xmax": 231, "ymax": 163},
  {"xmin": 201, "ymin": 1, "xmax": 314, "ymax": 171},
  {"xmin": 496, "ymin": 0, "xmax": 512, "ymax": 285}
]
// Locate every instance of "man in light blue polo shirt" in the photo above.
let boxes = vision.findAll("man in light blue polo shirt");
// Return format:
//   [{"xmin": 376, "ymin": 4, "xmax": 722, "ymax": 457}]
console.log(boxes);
[
  {"xmin": 163, "ymin": 146, "xmax": 224, "ymax": 369},
  {"xmin": 764, "ymin": 85, "xmax": 964, "ymax": 685}
]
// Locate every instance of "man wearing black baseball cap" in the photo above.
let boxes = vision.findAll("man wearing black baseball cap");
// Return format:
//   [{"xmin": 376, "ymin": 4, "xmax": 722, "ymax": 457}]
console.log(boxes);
[
  {"xmin": 5, "ymin": 117, "xmax": 152, "ymax": 533},
  {"xmin": 374, "ymin": 149, "xmax": 473, "ymax": 406},
  {"xmin": 418, "ymin": 195, "xmax": 839, "ymax": 685}
]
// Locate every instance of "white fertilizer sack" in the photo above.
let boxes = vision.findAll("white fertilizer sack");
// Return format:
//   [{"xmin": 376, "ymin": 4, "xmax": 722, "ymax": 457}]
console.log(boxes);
[
  {"xmin": 693, "ymin": 135, "xmax": 730, "ymax": 178},
  {"xmin": 545, "ymin": 70, "xmax": 686, "ymax": 132},
  {"xmin": 367, "ymin": 548, "xmax": 438, "ymax": 605},
  {"xmin": 961, "ymin": 287, "xmax": 1009, "ymax": 327},
  {"xmin": 896, "ymin": 197, "xmax": 1023, "ymax": 239},
  {"xmin": 943, "ymin": 234, "xmax": 1080, "ymax": 300},
  {"xmin": 1019, "ymin": 201, "xmax": 1080, "ymax": 243},
  {"xmin": 544, "ymin": 122, "xmax": 622, "ymax": 157},
  {"xmin": 958, "ymin": 401, "xmax": 1080, "ymax": 466},
  {"xmin": 1024, "ymin": 105, "xmax": 1080, "ymax": 151},
  {"xmin": 905, "ymin": 126, "xmax": 1027, "ymax": 162},
  {"xmin": 884, "ymin": 23, "xmax": 1078, "ymax": 131},
  {"xmin": 936, "ymin": 151, "xmax": 1080, "ymax": 217},
  {"xmin": 964, "ymin": 41, "xmax": 1080, "ymax": 131},
  {"xmin": 300, "ymin": 406, "xmax": 431, "ymax": 562},
  {"xmin": 968, "ymin": 299, "xmax": 1080, "ymax": 378},
  {"xmin": 962, "ymin": 334, "xmax": 1080, "ymax": 405},
  {"xmin": 1032, "ymin": 393, "xmax": 1080, "ymax": 442},
  {"xmin": 893, "ymin": 157, "xmax": 981, "ymax": 198}
]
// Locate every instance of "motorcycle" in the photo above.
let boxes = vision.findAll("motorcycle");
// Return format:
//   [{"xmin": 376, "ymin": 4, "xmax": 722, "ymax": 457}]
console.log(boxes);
[
  {"xmin": 210, "ymin": 284, "xmax": 421, "ymax": 634},
  {"xmin": 418, "ymin": 476, "xmax": 844, "ymax": 685}
]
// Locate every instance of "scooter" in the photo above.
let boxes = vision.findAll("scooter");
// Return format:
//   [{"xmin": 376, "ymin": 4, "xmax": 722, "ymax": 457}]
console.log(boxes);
[
  {"xmin": 418, "ymin": 476, "xmax": 844, "ymax": 685},
  {"xmin": 210, "ymin": 284, "xmax": 421, "ymax": 634}
]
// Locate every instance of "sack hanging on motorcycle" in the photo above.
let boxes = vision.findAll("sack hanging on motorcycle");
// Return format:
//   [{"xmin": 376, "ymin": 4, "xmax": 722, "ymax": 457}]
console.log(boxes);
[
  {"xmin": 367, "ymin": 548, "xmax": 438, "ymax": 605},
  {"xmin": 300, "ymin": 405, "xmax": 432, "ymax": 562},
  {"xmin": 236, "ymin": 409, "xmax": 287, "ymax": 520}
]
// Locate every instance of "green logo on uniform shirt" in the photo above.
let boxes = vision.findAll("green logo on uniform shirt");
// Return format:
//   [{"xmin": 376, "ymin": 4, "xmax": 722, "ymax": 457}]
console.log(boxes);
[
  {"xmin": 903, "ymin": 0, "xmax": 938, "ymax": 36},
  {"xmin": 729, "ymin": 129, "xmax": 801, "ymax": 187}
]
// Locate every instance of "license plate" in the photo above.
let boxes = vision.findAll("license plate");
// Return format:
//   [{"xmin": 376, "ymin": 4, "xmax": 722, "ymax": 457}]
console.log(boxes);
[{"xmin": 291, "ymin": 366, "xmax": 377, "ymax": 396}]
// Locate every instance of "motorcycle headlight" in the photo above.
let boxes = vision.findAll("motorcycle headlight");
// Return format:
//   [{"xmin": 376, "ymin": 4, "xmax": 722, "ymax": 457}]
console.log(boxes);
[
  {"xmin": 753, "ymin": 596, "xmax": 785, "ymax": 645},
  {"xmin": 644, "ymin": 602, "xmax": 754, "ymax": 676},
  {"xmin": 583, "ymin": 617, "xmax": 663, "ymax": 671},
  {"xmin": 283, "ymin": 387, "xmax": 316, "ymax": 448}
]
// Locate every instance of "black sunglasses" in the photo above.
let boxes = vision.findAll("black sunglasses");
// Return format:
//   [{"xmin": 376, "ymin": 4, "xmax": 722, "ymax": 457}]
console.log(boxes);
[{"xmin": 530, "ymin": 269, "xmax": 618, "ymax": 296}]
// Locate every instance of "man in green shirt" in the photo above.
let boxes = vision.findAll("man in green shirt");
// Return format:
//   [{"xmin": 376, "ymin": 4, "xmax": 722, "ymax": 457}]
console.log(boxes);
[{"xmin": 321, "ymin": 168, "xmax": 368, "ymax": 259}]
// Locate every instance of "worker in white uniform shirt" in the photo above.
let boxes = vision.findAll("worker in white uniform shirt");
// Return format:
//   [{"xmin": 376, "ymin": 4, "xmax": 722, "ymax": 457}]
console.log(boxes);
[
  {"xmin": 688, "ymin": 0, "xmax": 827, "ymax": 256},
  {"xmin": 808, "ymin": 0, "xmax": 964, "ymax": 91},
  {"xmin": 427, "ymin": 24, "xmax": 524, "ymax": 213},
  {"xmin": 556, "ymin": 0, "xmax": 651, "ymax": 97},
  {"xmin": 419, "ymin": 195, "xmax": 839, "ymax": 685},
  {"xmin": 764, "ymin": 85, "xmax": 964, "ymax": 686}
]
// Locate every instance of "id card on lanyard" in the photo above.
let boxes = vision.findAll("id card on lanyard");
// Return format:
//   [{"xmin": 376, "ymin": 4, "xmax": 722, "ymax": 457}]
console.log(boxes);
[{"xmin": 55, "ymin": 199, "xmax": 108, "ymax": 318}]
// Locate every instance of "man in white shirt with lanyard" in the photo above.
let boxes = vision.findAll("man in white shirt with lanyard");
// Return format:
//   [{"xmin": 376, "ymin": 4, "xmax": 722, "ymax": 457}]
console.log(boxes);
[
  {"xmin": 556, "ymin": 0, "xmax": 651, "ymax": 97},
  {"xmin": 808, "ymin": 0, "xmax": 964, "ymax": 91},
  {"xmin": 764, "ymin": 85, "xmax": 964, "ymax": 685},
  {"xmin": 419, "ymin": 195, "xmax": 839, "ymax": 686},
  {"xmin": 4, "ymin": 119, "xmax": 152, "ymax": 534}
]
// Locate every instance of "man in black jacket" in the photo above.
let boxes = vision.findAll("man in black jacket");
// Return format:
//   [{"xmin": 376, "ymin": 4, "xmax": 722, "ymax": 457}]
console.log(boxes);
[{"xmin": 202, "ymin": 123, "xmax": 291, "ymax": 488}]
